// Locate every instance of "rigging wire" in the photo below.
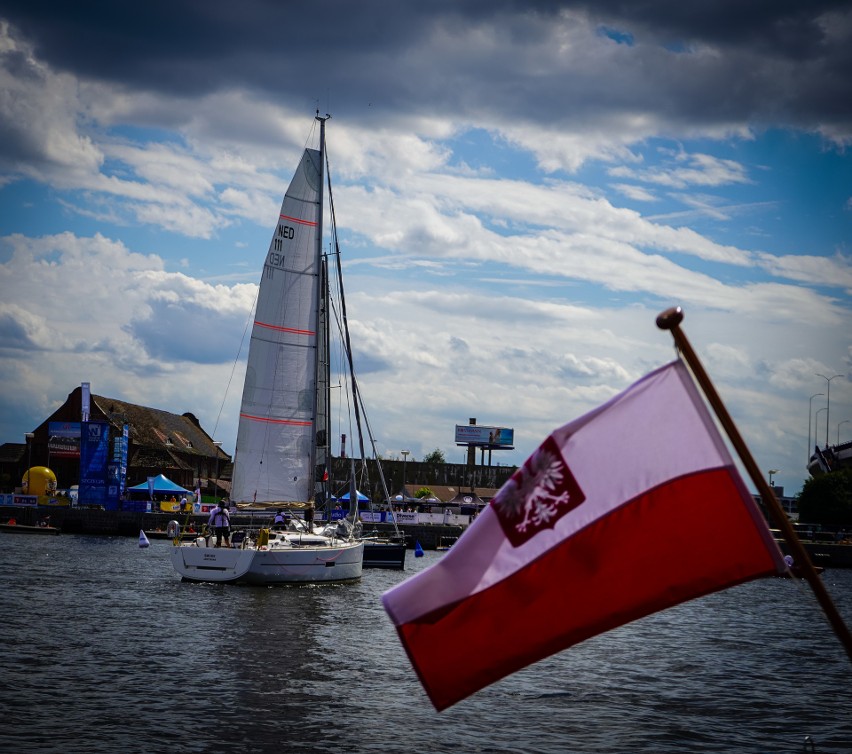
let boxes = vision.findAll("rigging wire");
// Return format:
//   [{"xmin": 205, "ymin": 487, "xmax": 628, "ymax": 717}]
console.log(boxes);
[
  {"xmin": 211, "ymin": 286, "xmax": 258, "ymax": 444},
  {"xmin": 323, "ymin": 146, "xmax": 396, "ymax": 525}
]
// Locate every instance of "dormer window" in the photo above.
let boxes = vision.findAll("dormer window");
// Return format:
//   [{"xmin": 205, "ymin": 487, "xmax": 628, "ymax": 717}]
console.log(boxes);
[{"xmin": 174, "ymin": 431, "xmax": 192, "ymax": 449}]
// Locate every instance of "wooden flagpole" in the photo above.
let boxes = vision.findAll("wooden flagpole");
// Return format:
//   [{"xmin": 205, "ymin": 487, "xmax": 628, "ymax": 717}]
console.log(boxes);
[{"xmin": 656, "ymin": 306, "xmax": 852, "ymax": 663}]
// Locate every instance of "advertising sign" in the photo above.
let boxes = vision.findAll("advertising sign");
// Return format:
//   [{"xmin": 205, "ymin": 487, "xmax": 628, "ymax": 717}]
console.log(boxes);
[
  {"xmin": 81, "ymin": 382, "xmax": 91, "ymax": 422},
  {"xmin": 454, "ymin": 425, "xmax": 515, "ymax": 447},
  {"xmin": 109, "ymin": 425, "xmax": 128, "ymax": 500},
  {"xmin": 48, "ymin": 422, "xmax": 82, "ymax": 458},
  {"xmin": 79, "ymin": 421, "xmax": 111, "ymax": 509}
]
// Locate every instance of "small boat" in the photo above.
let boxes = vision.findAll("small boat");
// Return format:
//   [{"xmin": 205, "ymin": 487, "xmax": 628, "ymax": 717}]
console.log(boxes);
[
  {"xmin": 362, "ymin": 534, "xmax": 407, "ymax": 570},
  {"xmin": 0, "ymin": 521, "xmax": 60, "ymax": 535},
  {"xmin": 170, "ymin": 114, "xmax": 364, "ymax": 585},
  {"xmin": 436, "ymin": 536, "xmax": 458, "ymax": 551}
]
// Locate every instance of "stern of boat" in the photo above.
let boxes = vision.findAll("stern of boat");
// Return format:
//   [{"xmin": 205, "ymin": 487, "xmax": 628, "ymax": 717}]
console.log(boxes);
[{"xmin": 170, "ymin": 544, "xmax": 255, "ymax": 583}]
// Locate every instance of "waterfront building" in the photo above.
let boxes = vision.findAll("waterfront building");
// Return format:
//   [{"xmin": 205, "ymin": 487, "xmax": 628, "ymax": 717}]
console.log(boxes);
[{"xmin": 2, "ymin": 385, "xmax": 230, "ymax": 498}]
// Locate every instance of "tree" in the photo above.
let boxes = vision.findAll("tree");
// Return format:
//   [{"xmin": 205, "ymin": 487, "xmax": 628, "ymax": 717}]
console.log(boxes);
[
  {"xmin": 415, "ymin": 487, "xmax": 434, "ymax": 499},
  {"xmin": 422, "ymin": 448, "xmax": 445, "ymax": 464},
  {"xmin": 797, "ymin": 469, "xmax": 852, "ymax": 527}
]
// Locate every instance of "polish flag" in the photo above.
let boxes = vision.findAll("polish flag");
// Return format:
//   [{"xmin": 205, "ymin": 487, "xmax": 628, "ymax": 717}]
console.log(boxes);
[{"xmin": 382, "ymin": 360, "xmax": 784, "ymax": 711}]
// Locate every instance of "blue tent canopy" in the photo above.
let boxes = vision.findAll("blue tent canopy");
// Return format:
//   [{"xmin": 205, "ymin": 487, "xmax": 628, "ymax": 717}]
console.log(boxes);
[
  {"xmin": 336, "ymin": 490, "xmax": 369, "ymax": 502},
  {"xmin": 127, "ymin": 474, "xmax": 190, "ymax": 495}
]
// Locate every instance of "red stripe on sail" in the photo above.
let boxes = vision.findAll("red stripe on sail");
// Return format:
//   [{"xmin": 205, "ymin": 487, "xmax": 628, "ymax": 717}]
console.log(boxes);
[
  {"xmin": 239, "ymin": 413, "xmax": 313, "ymax": 427},
  {"xmin": 280, "ymin": 214, "xmax": 317, "ymax": 227},
  {"xmin": 254, "ymin": 321, "xmax": 315, "ymax": 336},
  {"xmin": 394, "ymin": 467, "xmax": 779, "ymax": 711}
]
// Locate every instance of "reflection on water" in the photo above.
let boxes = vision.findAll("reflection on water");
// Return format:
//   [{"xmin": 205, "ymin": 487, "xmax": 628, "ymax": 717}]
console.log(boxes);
[{"xmin": 1, "ymin": 533, "xmax": 850, "ymax": 753}]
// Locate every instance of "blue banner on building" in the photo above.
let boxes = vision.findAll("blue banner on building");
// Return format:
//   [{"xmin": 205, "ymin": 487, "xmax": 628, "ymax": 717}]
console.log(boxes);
[
  {"xmin": 79, "ymin": 421, "xmax": 111, "ymax": 509},
  {"xmin": 109, "ymin": 424, "xmax": 129, "ymax": 509}
]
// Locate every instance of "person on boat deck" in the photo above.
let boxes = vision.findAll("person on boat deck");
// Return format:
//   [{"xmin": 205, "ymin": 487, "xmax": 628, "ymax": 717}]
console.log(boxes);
[
  {"xmin": 272, "ymin": 510, "xmax": 287, "ymax": 530},
  {"xmin": 208, "ymin": 500, "xmax": 231, "ymax": 547}
]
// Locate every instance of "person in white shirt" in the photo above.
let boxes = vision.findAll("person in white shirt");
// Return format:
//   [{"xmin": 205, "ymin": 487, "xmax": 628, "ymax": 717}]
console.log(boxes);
[
  {"xmin": 208, "ymin": 500, "xmax": 231, "ymax": 547},
  {"xmin": 272, "ymin": 510, "xmax": 287, "ymax": 530}
]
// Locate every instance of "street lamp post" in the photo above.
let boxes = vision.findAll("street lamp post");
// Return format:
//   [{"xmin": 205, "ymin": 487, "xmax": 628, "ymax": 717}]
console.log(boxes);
[
  {"xmin": 24, "ymin": 432, "xmax": 34, "ymax": 493},
  {"xmin": 768, "ymin": 469, "xmax": 779, "ymax": 487},
  {"xmin": 808, "ymin": 392, "xmax": 824, "ymax": 462},
  {"xmin": 814, "ymin": 407, "xmax": 827, "ymax": 450},
  {"xmin": 401, "ymin": 450, "xmax": 410, "ymax": 504},
  {"xmin": 815, "ymin": 373, "xmax": 843, "ymax": 447},
  {"xmin": 839, "ymin": 420, "xmax": 851, "ymax": 445}
]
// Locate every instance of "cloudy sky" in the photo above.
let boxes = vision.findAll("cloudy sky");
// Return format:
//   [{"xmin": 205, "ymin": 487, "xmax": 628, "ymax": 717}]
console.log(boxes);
[{"xmin": 1, "ymin": 1, "xmax": 850, "ymax": 495}]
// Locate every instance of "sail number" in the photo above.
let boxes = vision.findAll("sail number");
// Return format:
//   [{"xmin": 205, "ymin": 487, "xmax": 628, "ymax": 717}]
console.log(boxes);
[{"xmin": 268, "ymin": 224, "xmax": 296, "ymax": 267}]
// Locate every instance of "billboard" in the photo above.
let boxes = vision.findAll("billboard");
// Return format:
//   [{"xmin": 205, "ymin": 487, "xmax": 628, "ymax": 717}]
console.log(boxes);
[
  {"xmin": 48, "ymin": 422, "xmax": 82, "ymax": 458},
  {"xmin": 454, "ymin": 425, "xmax": 514, "ymax": 447}
]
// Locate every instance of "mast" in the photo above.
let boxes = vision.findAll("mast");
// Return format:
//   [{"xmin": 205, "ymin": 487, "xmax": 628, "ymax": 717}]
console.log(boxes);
[{"xmin": 311, "ymin": 112, "xmax": 330, "ymax": 513}]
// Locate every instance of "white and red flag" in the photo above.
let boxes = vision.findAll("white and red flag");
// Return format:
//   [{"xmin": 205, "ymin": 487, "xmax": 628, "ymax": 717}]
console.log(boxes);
[{"xmin": 382, "ymin": 360, "xmax": 785, "ymax": 710}]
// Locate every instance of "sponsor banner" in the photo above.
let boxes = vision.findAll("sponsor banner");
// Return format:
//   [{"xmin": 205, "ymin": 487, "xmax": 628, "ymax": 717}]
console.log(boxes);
[
  {"xmin": 111, "ymin": 425, "xmax": 129, "ymax": 498},
  {"xmin": 12, "ymin": 494, "xmax": 38, "ymax": 507},
  {"xmin": 393, "ymin": 512, "xmax": 419, "ymax": 524},
  {"xmin": 81, "ymin": 382, "xmax": 90, "ymax": 422},
  {"xmin": 79, "ymin": 421, "xmax": 111, "ymax": 509}
]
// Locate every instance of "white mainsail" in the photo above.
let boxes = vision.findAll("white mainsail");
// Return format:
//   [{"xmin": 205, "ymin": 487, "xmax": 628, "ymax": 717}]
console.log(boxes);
[{"xmin": 231, "ymin": 147, "xmax": 324, "ymax": 505}]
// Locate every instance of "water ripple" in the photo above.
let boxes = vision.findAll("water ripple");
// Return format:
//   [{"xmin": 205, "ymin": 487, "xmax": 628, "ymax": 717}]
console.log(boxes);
[{"xmin": 0, "ymin": 534, "xmax": 850, "ymax": 752}]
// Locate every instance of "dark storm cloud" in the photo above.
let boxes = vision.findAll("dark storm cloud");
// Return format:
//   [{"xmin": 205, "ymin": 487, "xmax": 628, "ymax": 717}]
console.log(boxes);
[
  {"xmin": 2, "ymin": 1, "xmax": 851, "ymax": 137},
  {"xmin": 125, "ymin": 301, "xmax": 246, "ymax": 364}
]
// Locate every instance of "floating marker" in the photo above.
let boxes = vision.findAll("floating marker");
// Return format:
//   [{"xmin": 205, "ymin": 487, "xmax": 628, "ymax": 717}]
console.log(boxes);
[
  {"xmin": 139, "ymin": 530, "xmax": 150, "ymax": 549},
  {"xmin": 414, "ymin": 540, "xmax": 424, "ymax": 558}
]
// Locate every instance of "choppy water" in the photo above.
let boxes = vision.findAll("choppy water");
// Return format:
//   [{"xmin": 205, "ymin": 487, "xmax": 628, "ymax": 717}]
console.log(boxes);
[{"xmin": 1, "ymin": 532, "xmax": 850, "ymax": 753}]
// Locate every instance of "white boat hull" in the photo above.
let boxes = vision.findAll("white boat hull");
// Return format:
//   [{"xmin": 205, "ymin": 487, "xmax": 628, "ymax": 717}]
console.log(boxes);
[{"xmin": 170, "ymin": 538, "xmax": 364, "ymax": 584}]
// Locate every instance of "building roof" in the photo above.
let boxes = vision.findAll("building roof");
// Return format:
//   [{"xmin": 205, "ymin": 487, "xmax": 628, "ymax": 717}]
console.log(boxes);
[
  {"xmin": 33, "ymin": 386, "xmax": 229, "ymax": 463},
  {"xmin": 91, "ymin": 393, "xmax": 225, "ymax": 458}
]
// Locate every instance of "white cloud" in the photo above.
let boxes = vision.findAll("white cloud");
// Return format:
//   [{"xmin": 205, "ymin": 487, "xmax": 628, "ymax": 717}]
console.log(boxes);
[{"xmin": 0, "ymin": 11, "xmax": 850, "ymax": 500}]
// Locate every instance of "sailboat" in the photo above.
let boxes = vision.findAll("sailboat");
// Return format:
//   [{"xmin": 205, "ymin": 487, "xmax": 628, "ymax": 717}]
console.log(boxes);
[{"xmin": 170, "ymin": 113, "xmax": 364, "ymax": 584}]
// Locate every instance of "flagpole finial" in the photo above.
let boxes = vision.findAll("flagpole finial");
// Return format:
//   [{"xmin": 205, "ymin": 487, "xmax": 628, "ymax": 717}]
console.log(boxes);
[{"xmin": 656, "ymin": 306, "xmax": 684, "ymax": 330}]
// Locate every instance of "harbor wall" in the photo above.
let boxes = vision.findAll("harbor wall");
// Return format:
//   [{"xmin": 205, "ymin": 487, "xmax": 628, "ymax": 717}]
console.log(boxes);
[
  {"xmin": 0, "ymin": 505, "xmax": 465, "ymax": 550},
  {"xmin": 5, "ymin": 504, "xmax": 852, "ymax": 563}
]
